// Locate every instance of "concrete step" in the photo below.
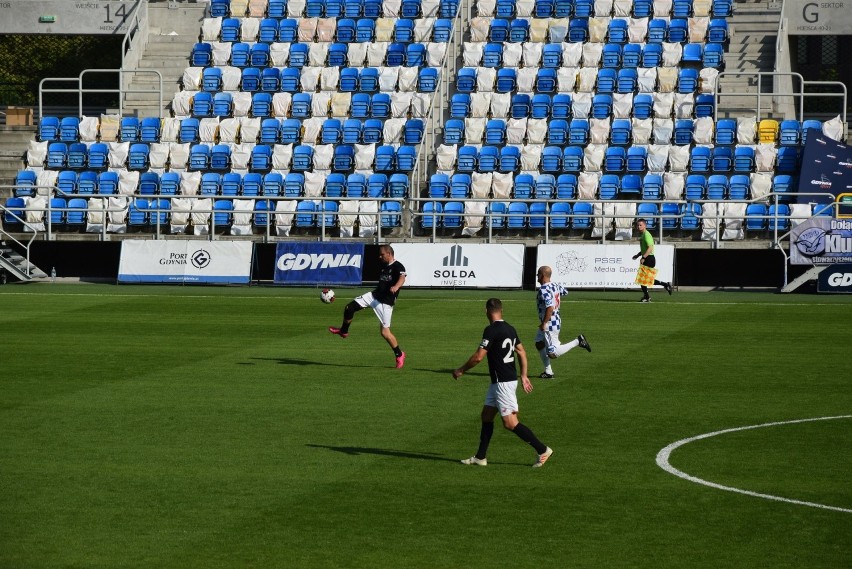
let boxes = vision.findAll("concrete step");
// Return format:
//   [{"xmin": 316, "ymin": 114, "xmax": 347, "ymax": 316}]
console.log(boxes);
[
  {"xmin": 144, "ymin": 43, "xmax": 198, "ymax": 56},
  {"xmin": 148, "ymin": 34, "xmax": 202, "ymax": 44},
  {"xmin": 135, "ymin": 59, "xmax": 189, "ymax": 70}
]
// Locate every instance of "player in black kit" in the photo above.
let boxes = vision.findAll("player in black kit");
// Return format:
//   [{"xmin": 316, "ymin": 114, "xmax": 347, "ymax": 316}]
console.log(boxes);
[
  {"xmin": 452, "ymin": 298, "xmax": 554, "ymax": 468},
  {"xmin": 329, "ymin": 244, "xmax": 407, "ymax": 368}
]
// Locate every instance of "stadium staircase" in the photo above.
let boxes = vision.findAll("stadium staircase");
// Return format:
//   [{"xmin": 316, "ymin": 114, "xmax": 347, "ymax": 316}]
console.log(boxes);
[
  {"xmin": 122, "ymin": 3, "xmax": 207, "ymax": 118},
  {"xmin": 0, "ymin": 126, "xmax": 37, "ymax": 192},
  {"xmin": 0, "ymin": 243, "xmax": 48, "ymax": 282},
  {"xmin": 716, "ymin": 0, "xmax": 781, "ymax": 117}
]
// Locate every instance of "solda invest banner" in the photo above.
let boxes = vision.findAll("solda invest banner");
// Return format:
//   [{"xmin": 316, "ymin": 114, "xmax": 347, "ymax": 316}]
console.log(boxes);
[
  {"xmin": 274, "ymin": 242, "xmax": 364, "ymax": 285},
  {"xmin": 390, "ymin": 243, "xmax": 524, "ymax": 287},
  {"xmin": 118, "ymin": 241, "xmax": 253, "ymax": 284}
]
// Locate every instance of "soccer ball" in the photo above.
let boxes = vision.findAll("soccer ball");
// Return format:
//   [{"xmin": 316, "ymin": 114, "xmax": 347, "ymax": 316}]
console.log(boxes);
[{"xmin": 320, "ymin": 288, "xmax": 335, "ymax": 304}]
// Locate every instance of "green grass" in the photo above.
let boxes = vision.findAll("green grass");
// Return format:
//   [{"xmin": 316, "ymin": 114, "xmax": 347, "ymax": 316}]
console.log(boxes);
[{"xmin": 1, "ymin": 285, "xmax": 850, "ymax": 568}]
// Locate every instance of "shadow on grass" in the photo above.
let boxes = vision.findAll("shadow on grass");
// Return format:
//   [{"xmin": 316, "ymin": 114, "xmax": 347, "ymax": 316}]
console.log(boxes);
[
  {"xmin": 306, "ymin": 444, "xmax": 460, "ymax": 463},
  {"xmin": 307, "ymin": 444, "xmax": 531, "ymax": 467},
  {"xmin": 248, "ymin": 357, "xmax": 374, "ymax": 369}
]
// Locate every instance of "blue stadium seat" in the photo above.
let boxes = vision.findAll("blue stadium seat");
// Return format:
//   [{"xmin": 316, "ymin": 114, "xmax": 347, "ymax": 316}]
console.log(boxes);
[
  {"xmin": 729, "ymin": 174, "xmax": 750, "ymax": 200},
  {"xmin": 240, "ymin": 67, "xmax": 261, "ymax": 92},
  {"xmin": 189, "ymin": 145, "xmax": 211, "ymax": 171},
  {"xmin": 572, "ymin": 202, "xmax": 594, "ymax": 229},
  {"xmin": 647, "ymin": 19, "xmax": 667, "ymax": 43},
  {"xmin": 690, "ymin": 147, "xmax": 711, "ymax": 172},
  {"xmin": 38, "ymin": 116, "xmax": 60, "ymax": 142},
  {"xmin": 706, "ymin": 175, "xmax": 728, "ymax": 199},
  {"xmin": 326, "ymin": 174, "xmax": 347, "ymax": 198},
  {"xmin": 140, "ymin": 117, "xmax": 161, "ymax": 143},
  {"xmin": 213, "ymin": 92, "xmax": 233, "ymax": 117},
  {"xmin": 642, "ymin": 173, "xmax": 663, "ymax": 199},
  {"xmin": 745, "ymin": 203, "xmax": 768, "ymax": 231},
  {"xmin": 242, "ymin": 173, "xmax": 263, "ymax": 196},
  {"xmin": 513, "ymin": 174, "xmax": 534, "ymax": 199},
  {"xmin": 668, "ymin": 18, "xmax": 689, "ymax": 43},
  {"xmin": 443, "ymin": 201, "xmax": 464, "ymax": 228},
  {"xmin": 221, "ymin": 173, "xmax": 242, "ymax": 196},
  {"xmin": 487, "ymin": 202, "xmax": 507, "ymax": 229},
  {"xmin": 263, "ymin": 172, "xmax": 285, "ymax": 196},
  {"xmin": 685, "ymin": 174, "xmax": 707, "ymax": 200},
  {"xmin": 556, "ymin": 174, "xmax": 577, "ymax": 199},
  {"xmin": 60, "ymin": 117, "xmax": 80, "ymax": 142},
  {"xmin": 734, "ymin": 146, "xmax": 755, "ymax": 173},
  {"xmin": 712, "ymin": 146, "xmax": 733, "ymax": 172},
  {"xmin": 550, "ymin": 202, "xmax": 571, "ymax": 229},
  {"xmin": 278, "ymin": 19, "xmax": 298, "ymax": 42},
  {"xmin": 599, "ymin": 174, "xmax": 619, "ymax": 199},
  {"xmin": 499, "ymin": 146, "xmax": 520, "ymax": 173}
]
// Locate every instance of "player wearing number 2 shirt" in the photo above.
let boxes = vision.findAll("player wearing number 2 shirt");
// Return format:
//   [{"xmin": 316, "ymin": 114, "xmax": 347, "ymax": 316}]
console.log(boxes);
[{"xmin": 452, "ymin": 298, "xmax": 554, "ymax": 468}]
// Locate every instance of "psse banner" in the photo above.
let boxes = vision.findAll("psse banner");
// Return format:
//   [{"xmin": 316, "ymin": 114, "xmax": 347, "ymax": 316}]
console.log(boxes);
[
  {"xmin": 537, "ymin": 244, "xmax": 674, "ymax": 288},
  {"xmin": 118, "ymin": 241, "xmax": 253, "ymax": 284},
  {"xmin": 274, "ymin": 242, "xmax": 364, "ymax": 285},
  {"xmin": 391, "ymin": 243, "xmax": 525, "ymax": 288}
]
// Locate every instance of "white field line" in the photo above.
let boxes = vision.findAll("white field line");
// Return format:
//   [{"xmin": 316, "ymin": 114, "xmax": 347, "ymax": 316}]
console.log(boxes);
[
  {"xmin": 656, "ymin": 415, "xmax": 852, "ymax": 514},
  {"xmin": 1, "ymin": 291, "xmax": 852, "ymax": 307}
]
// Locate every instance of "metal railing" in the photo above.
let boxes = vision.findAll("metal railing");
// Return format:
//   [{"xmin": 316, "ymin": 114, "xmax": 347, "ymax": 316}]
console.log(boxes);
[
  {"xmin": 120, "ymin": 0, "xmax": 150, "ymax": 96},
  {"xmin": 0, "ymin": 208, "xmax": 40, "ymax": 277},
  {"xmin": 39, "ymin": 69, "xmax": 164, "ymax": 120},
  {"xmin": 715, "ymin": 71, "xmax": 848, "ymax": 128}
]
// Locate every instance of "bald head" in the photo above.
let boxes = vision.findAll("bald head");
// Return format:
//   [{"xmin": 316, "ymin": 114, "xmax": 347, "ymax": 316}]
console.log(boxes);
[{"xmin": 536, "ymin": 266, "xmax": 552, "ymax": 285}]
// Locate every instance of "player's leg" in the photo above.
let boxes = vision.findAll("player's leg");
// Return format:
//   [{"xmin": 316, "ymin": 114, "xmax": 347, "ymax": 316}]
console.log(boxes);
[
  {"xmin": 376, "ymin": 303, "xmax": 405, "ymax": 368},
  {"xmin": 549, "ymin": 329, "xmax": 580, "ymax": 358},
  {"xmin": 329, "ymin": 300, "xmax": 364, "ymax": 337},
  {"xmin": 654, "ymin": 279, "xmax": 673, "ymax": 294},
  {"xmin": 494, "ymin": 383, "xmax": 550, "ymax": 461},
  {"xmin": 534, "ymin": 330, "xmax": 554, "ymax": 378},
  {"xmin": 462, "ymin": 401, "xmax": 498, "ymax": 465}
]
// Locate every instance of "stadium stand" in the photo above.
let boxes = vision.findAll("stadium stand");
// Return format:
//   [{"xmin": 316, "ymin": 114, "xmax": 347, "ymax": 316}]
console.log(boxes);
[{"xmin": 1, "ymin": 0, "xmax": 848, "ymax": 243}]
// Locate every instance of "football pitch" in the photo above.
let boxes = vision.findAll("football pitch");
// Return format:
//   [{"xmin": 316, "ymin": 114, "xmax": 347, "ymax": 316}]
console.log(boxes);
[{"xmin": 0, "ymin": 285, "xmax": 850, "ymax": 568}]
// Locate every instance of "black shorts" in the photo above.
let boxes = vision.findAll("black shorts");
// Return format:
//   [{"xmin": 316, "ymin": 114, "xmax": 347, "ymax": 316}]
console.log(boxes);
[{"xmin": 643, "ymin": 255, "xmax": 657, "ymax": 268}]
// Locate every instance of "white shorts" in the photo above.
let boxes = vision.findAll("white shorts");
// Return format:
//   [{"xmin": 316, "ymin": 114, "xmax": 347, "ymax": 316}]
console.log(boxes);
[
  {"xmin": 485, "ymin": 381, "xmax": 519, "ymax": 416},
  {"xmin": 355, "ymin": 291, "xmax": 394, "ymax": 328},
  {"xmin": 535, "ymin": 329, "xmax": 560, "ymax": 355}
]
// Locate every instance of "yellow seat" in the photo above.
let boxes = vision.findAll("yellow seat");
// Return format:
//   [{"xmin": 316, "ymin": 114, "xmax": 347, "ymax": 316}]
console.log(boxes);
[{"xmin": 758, "ymin": 119, "xmax": 779, "ymax": 144}]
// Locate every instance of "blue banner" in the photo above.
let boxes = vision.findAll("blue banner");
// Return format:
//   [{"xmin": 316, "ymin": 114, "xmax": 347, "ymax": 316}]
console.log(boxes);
[
  {"xmin": 818, "ymin": 263, "xmax": 852, "ymax": 293},
  {"xmin": 797, "ymin": 129, "xmax": 852, "ymax": 206},
  {"xmin": 274, "ymin": 242, "xmax": 364, "ymax": 285}
]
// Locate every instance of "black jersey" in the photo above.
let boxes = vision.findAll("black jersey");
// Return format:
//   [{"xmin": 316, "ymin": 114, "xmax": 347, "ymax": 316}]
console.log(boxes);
[
  {"xmin": 372, "ymin": 260, "xmax": 405, "ymax": 305},
  {"xmin": 479, "ymin": 320, "xmax": 521, "ymax": 384}
]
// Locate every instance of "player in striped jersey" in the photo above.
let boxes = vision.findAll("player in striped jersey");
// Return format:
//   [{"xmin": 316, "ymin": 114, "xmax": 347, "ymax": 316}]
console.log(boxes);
[{"xmin": 535, "ymin": 266, "xmax": 591, "ymax": 379}]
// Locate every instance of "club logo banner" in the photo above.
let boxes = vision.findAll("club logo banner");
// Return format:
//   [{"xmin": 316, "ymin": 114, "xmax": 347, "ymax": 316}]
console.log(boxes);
[
  {"xmin": 274, "ymin": 242, "xmax": 364, "ymax": 285},
  {"xmin": 392, "ymin": 243, "xmax": 524, "ymax": 287},
  {"xmin": 537, "ymin": 244, "xmax": 674, "ymax": 288},
  {"xmin": 818, "ymin": 263, "xmax": 852, "ymax": 293},
  {"xmin": 118, "ymin": 241, "xmax": 253, "ymax": 284},
  {"xmin": 797, "ymin": 131, "xmax": 852, "ymax": 207},
  {"xmin": 790, "ymin": 217, "xmax": 852, "ymax": 265}
]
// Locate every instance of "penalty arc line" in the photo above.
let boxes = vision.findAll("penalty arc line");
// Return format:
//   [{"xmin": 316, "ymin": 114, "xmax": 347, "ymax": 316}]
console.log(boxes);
[{"xmin": 656, "ymin": 415, "xmax": 852, "ymax": 514}]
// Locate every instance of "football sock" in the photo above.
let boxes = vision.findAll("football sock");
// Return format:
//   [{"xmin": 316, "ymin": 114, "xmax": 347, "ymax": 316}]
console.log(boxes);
[
  {"xmin": 641, "ymin": 285, "xmax": 649, "ymax": 299},
  {"xmin": 538, "ymin": 349, "xmax": 553, "ymax": 373},
  {"xmin": 654, "ymin": 279, "xmax": 666, "ymax": 286},
  {"xmin": 512, "ymin": 422, "xmax": 547, "ymax": 455},
  {"xmin": 340, "ymin": 321, "xmax": 351, "ymax": 334},
  {"xmin": 392, "ymin": 345, "xmax": 402, "ymax": 357},
  {"xmin": 553, "ymin": 338, "xmax": 579, "ymax": 357},
  {"xmin": 476, "ymin": 421, "xmax": 494, "ymax": 460}
]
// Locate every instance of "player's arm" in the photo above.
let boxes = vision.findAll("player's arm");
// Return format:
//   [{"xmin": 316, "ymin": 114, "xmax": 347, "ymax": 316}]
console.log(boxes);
[
  {"xmin": 452, "ymin": 347, "xmax": 486, "ymax": 379},
  {"xmin": 515, "ymin": 342, "xmax": 533, "ymax": 393},
  {"xmin": 540, "ymin": 305, "xmax": 554, "ymax": 330},
  {"xmin": 390, "ymin": 272, "xmax": 406, "ymax": 294}
]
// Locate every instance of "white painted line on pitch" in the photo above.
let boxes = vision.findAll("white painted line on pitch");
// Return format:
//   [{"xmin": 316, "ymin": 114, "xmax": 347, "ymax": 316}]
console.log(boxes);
[
  {"xmin": 2, "ymin": 291, "xmax": 852, "ymax": 308},
  {"xmin": 656, "ymin": 415, "xmax": 852, "ymax": 514}
]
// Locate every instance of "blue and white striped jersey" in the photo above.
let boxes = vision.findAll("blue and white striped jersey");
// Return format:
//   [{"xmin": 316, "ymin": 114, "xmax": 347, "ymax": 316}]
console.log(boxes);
[{"xmin": 536, "ymin": 282, "xmax": 568, "ymax": 331}]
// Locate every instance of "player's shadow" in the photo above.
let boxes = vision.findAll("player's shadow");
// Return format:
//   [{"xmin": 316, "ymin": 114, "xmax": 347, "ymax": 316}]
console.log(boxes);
[
  {"xmin": 248, "ymin": 357, "xmax": 373, "ymax": 369},
  {"xmin": 307, "ymin": 444, "xmax": 459, "ymax": 463}
]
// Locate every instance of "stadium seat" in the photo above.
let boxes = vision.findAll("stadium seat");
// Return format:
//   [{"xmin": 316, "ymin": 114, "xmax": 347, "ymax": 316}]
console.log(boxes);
[
  {"xmin": 745, "ymin": 203, "xmax": 768, "ymax": 231},
  {"xmin": 685, "ymin": 175, "xmax": 707, "ymax": 200}
]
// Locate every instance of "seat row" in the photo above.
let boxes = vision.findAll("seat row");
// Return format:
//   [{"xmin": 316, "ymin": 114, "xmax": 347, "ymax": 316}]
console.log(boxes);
[
  {"xmin": 210, "ymin": 0, "xmax": 460, "ymax": 19},
  {"xmin": 30, "ymin": 142, "xmax": 421, "ymax": 174},
  {"xmin": 186, "ymin": 65, "xmax": 441, "ymax": 95},
  {"xmin": 14, "ymin": 169, "xmax": 411, "ymax": 200},
  {"xmin": 469, "ymin": 16, "xmax": 728, "ymax": 44},
  {"xmin": 200, "ymin": 16, "xmax": 454, "ymax": 46},
  {"xmin": 460, "ymin": 45, "xmax": 721, "ymax": 75},
  {"xmin": 427, "ymin": 171, "xmax": 797, "ymax": 201},
  {"xmin": 192, "ymin": 41, "xmax": 445, "ymax": 70},
  {"xmin": 450, "ymin": 91, "xmax": 716, "ymax": 120},
  {"xmin": 455, "ymin": 66, "xmax": 712, "ymax": 97},
  {"xmin": 434, "ymin": 143, "xmax": 800, "ymax": 175},
  {"xmin": 472, "ymin": 0, "xmax": 733, "ymax": 18},
  {"xmin": 175, "ymin": 88, "xmax": 435, "ymax": 120},
  {"xmin": 442, "ymin": 117, "xmax": 821, "ymax": 148},
  {"xmin": 4, "ymin": 196, "xmax": 404, "ymax": 232}
]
